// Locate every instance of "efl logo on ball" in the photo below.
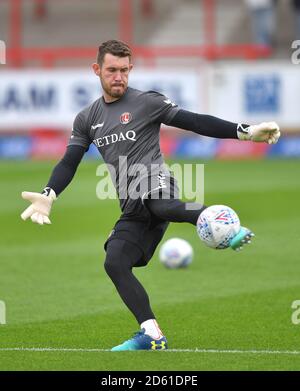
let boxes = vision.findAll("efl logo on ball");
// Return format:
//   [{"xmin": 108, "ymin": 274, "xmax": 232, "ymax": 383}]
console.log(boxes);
[{"xmin": 120, "ymin": 112, "xmax": 132, "ymax": 124}]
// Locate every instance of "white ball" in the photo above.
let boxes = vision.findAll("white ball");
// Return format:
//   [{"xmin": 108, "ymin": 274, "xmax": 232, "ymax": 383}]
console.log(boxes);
[
  {"xmin": 159, "ymin": 238, "xmax": 193, "ymax": 269},
  {"xmin": 197, "ymin": 205, "xmax": 240, "ymax": 249}
]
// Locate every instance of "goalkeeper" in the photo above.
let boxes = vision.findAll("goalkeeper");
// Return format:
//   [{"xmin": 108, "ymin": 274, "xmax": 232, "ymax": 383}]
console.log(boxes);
[{"xmin": 21, "ymin": 40, "xmax": 280, "ymax": 351}]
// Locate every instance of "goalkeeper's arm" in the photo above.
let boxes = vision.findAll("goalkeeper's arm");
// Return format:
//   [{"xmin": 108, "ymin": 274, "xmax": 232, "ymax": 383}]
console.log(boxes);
[
  {"xmin": 21, "ymin": 145, "xmax": 86, "ymax": 225},
  {"xmin": 168, "ymin": 109, "xmax": 280, "ymax": 144}
]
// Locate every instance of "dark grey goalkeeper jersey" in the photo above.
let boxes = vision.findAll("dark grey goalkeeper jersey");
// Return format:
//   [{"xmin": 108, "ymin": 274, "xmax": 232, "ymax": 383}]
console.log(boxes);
[{"xmin": 68, "ymin": 87, "xmax": 180, "ymax": 213}]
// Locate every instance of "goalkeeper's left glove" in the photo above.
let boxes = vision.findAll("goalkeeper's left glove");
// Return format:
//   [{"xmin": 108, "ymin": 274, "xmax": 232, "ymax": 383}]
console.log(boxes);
[
  {"xmin": 21, "ymin": 187, "xmax": 56, "ymax": 225},
  {"xmin": 237, "ymin": 122, "xmax": 280, "ymax": 144}
]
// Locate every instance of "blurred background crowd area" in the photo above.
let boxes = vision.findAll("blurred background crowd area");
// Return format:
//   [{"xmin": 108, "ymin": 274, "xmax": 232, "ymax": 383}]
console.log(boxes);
[{"xmin": 0, "ymin": 0, "xmax": 300, "ymax": 160}]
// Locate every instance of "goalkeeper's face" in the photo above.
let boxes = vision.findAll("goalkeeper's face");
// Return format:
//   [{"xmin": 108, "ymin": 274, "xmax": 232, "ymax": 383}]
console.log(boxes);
[{"xmin": 93, "ymin": 54, "xmax": 133, "ymax": 103}]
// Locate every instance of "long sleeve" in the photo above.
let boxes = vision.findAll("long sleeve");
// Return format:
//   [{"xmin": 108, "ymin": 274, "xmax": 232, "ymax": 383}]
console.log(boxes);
[
  {"xmin": 168, "ymin": 109, "xmax": 250, "ymax": 139},
  {"xmin": 45, "ymin": 145, "xmax": 86, "ymax": 196}
]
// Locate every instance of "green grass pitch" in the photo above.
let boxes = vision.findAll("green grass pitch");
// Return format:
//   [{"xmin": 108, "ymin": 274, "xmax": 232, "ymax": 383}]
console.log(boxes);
[{"xmin": 0, "ymin": 158, "xmax": 300, "ymax": 370}]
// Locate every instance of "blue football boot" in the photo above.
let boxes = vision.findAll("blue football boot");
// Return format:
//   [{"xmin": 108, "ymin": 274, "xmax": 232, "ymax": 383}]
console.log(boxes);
[
  {"xmin": 111, "ymin": 328, "xmax": 168, "ymax": 351},
  {"xmin": 230, "ymin": 226, "xmax": 255, "ymax": 251}
]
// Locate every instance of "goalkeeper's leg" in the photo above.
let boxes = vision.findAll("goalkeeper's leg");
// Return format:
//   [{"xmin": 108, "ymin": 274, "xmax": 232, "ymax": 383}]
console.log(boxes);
[
  {"xmin": 104, "ymin": 239, "xmax": 155, "ymax": 324},
  {"xmin": 146, "ymin": 198, "xmax": 206, "ymax": 225},
  {"xmin": 104, "ymin": 238, "xmax": 167, "ymax": 351},
  {"xmin": 146, "ymin": 198, "xmax": 254, "ymax": 251}
]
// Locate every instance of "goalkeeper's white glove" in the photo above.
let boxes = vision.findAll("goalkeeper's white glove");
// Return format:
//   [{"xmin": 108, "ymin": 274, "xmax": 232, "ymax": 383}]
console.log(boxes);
[
  {"xmin": 237, "ymin": 122, "xmax": 280, "ymax": 144},
  {"xmin": 21, "ymin": 187, "xmax": 56, "ymax": 225}
]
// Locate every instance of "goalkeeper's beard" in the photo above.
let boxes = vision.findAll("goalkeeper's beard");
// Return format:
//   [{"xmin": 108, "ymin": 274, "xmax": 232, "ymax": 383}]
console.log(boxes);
[{"xmin": 101, "ymin": 81, "xmax": 127, "ymax": 99}]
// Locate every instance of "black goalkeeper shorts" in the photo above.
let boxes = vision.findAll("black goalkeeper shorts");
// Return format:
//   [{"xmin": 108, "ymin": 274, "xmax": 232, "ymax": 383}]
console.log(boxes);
[
  {"xmin": 104, "ymin": 217, "xmax": 169, "ymax": 267},
  {"xmin": 104, "ymin": 173, "xmax": 179, "ymax": 266}
]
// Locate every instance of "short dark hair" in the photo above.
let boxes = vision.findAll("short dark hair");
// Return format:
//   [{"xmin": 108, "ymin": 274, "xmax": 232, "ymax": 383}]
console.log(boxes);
[{"xmin": 97, "ymin": 40, "xmax": 132, "ymax": 65}]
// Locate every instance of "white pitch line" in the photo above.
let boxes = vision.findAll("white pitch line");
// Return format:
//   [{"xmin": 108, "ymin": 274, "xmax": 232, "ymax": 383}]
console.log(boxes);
[{"xmin": 0, "ymin": 347, "xmax": 300, "ymax": 355}]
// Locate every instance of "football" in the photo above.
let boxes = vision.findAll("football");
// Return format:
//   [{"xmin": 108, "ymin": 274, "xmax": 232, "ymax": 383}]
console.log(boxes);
[
  {"xmin": 197, "ymin": 205, "xmax": 240, "ymax": 249},
  {"xmin": 159, "ymin": 238, "xmax": 193, "ymax": 269}
]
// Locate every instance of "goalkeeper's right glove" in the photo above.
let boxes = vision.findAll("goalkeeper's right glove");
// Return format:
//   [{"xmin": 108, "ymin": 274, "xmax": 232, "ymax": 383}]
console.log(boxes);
[{"xmin": 21, "ymin": 187, "xmax": 56, "ymax": 225}]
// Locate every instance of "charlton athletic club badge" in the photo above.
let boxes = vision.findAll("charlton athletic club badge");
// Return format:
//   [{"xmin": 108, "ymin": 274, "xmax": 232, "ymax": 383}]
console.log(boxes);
[{"xmin": 120, "ymin": 112, "xmax": 132, "ymax": 125}]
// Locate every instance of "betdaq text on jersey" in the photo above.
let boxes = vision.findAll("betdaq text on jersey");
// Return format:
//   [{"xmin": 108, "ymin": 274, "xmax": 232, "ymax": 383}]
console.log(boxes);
[{"xmin": 93, "ymin": 130, "xmax": 136, "ymax": 148}]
